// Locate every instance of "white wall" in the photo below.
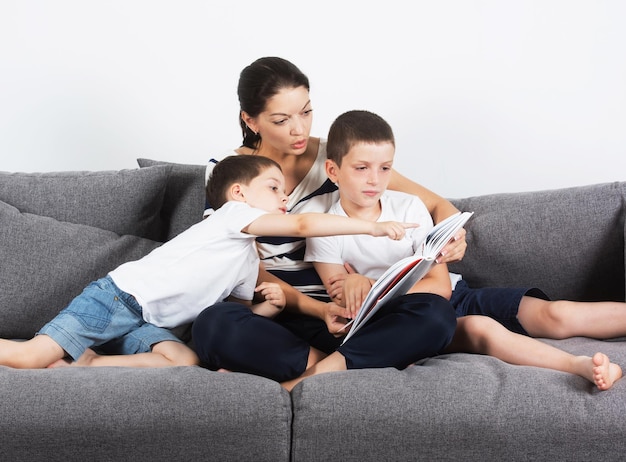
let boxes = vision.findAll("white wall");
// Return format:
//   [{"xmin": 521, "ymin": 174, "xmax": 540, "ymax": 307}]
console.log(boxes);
[{"xmin": 1, "ymin": 0, "xmax": 625, "ymax": 198}]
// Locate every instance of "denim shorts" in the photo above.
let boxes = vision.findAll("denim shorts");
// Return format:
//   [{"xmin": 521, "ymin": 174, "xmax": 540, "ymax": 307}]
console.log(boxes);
[
  {"xmin": 450, "ymin": 279, "xmax": 549, "ymax": 335},
  {"xmin": 38, "ymin": 275, "xmax": 182, "ymax": 361}
]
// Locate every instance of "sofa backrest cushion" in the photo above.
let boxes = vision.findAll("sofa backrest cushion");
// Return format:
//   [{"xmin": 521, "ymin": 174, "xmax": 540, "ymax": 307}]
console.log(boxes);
[
  {"xmin": 0, "ymin": 165, "xmax": 171, "ymax": 241},
  {"xmin": 449, "ymin": 182, "xmax": 625, "ymax": 302},
  {"xmin": 0, "ymin": 199, "xmax": 163, "ymax": 339},
  {"xmin": 137, "ymin": 159, "xmax": 206, "ymax": 240}
]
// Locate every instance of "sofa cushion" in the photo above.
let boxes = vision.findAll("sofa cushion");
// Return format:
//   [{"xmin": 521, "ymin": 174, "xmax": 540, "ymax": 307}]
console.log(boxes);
[
  {"xmin": 137, "ymin": 159, "xmax": 206, "ymax": 240},
  {"xmin": 290, "ymin": 337, "xmax": 626, "ymax": 461},
  {"xmin": 0, "ymin": 165, "xmax": 171, "ymax": 241},
  {"xmin": 0, "ymin": 199, "xmax": 162, "ymax": 339},
  {"xmin": 449, "ymin": 182, "xmax": 626, "ymax": 301},
  {"xmin": 0, "ymin": 367, "xmax": 292, "ymax": 461}
]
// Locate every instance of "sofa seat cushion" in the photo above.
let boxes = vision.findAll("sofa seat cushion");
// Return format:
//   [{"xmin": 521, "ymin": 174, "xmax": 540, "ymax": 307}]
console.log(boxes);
[
  {"xmin": 290, "ymin": 337, "xmax": 626, "ymax": 461},
  {"xmin": 0, "ymin": 165, "xmax": 171, "ymax": 241},
  {"xmin": 0, "ymin": 366, "xmax": 292, "ymax": 461},
  {"xmin": 0, "ymin": 199, "xmax": 162, "ymax": 338}
]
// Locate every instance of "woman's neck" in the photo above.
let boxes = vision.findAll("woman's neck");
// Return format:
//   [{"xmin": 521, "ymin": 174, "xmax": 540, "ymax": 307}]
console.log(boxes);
[{"xmin": 239, "ymin": 138, "xmax": 319, "ymax": 196}]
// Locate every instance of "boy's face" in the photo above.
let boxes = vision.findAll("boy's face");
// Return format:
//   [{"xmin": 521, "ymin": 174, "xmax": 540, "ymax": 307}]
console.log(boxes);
[
  {"xmin": 237, "ymin": 166, "xmax": 289, "ymax": 214},
  {"xmin": 326, "ymin": 141, "xmax": 395, "ymax": 213}
]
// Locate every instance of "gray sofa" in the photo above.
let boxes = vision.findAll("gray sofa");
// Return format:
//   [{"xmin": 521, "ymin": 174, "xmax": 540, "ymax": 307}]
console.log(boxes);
[{"xmin": 1, "ymin": 159, "xmax": 625, "ymax": 461}]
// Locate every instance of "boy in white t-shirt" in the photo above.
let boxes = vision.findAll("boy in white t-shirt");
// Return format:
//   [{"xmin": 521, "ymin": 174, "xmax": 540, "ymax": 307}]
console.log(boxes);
[
  {"xmin": 0, "ymin": 155, "xmax": 415, "ymax": 370},
  {"xmin": 304, "ymin": 110, "xmax": 622, "ymax": 391}
]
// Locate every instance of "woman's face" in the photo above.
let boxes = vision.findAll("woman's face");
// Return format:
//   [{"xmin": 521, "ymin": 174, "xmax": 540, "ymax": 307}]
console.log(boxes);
[{"xmin": 244, "ymin": 86, "xmax": 313, "ymax": 156}]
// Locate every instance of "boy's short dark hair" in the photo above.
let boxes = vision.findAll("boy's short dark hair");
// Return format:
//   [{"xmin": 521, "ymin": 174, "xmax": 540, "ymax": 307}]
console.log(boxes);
[
  {"xmin": 206, "ymin": 155, "xmax": 282, "ymax": 209},
  {"xmin": 326, "ymin": 110, "xmax": 395, "ymax": 166}
]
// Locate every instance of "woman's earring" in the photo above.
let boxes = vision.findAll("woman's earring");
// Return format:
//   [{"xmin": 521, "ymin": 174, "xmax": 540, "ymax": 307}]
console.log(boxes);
[{"xmin": 247, "ymin": 126, "xmax": 257, "ymax": 135}]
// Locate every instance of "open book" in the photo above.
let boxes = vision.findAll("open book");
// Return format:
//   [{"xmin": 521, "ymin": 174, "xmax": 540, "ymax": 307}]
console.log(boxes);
[{"xmin": 340, "ymin": 211, "xmax": 474, "ymax": 344}]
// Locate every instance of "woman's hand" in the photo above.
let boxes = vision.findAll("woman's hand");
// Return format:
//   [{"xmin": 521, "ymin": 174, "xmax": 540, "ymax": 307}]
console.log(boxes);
[
  {"xmin": 326, "ymin": 263, "xmax": 373, "ymax": 319},
  {"xmin": 323, "ymin": 302, "xmax": 352, "ymax": 336},
  {"xmin": 324, "ymin": 262, "xmax": 362, "ymax": 307},
  {"xmin": 326, "ymin": 272, "xmax": 348, "ymax": 305},
  {"xmin": 342, "ymin": 274, "xmax": 374, "ymax": 319}
]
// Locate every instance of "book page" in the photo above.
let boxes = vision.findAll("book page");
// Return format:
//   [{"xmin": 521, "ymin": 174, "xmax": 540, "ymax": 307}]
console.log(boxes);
[{"xmin": 423, "ymin": 211, "xmax": 474, "ymax": 259}]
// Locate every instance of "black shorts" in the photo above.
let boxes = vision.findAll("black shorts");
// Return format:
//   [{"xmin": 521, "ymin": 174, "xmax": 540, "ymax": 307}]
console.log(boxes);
[{"xmin": 450, "ymin": 279, "xmax": 549, "ymax": 335}]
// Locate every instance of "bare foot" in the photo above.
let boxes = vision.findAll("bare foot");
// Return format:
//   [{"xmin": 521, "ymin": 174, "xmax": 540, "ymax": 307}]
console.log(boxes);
[
  {"xmin": 591, "ymin": 352, "xmax": 622, "ymax": 391},
  {"xmin": 217, "ymin": 368, "xmax": 231, "ymax": 373},
  {"xmin": 280, "ymin": 351, "xmax": 348, "ymax": 392}
]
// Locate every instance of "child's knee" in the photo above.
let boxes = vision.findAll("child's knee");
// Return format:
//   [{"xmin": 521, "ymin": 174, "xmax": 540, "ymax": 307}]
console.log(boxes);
[
  {"xmin": 153, "ymin": 341, "xmax": 199, "ymax": 366},
  {"xmin": 461, "ymin": 315, "xmax": 501, "ymax": 338}
]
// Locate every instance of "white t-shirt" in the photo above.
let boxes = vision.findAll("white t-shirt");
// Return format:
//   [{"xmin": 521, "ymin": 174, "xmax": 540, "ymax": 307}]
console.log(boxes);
[
  {"xmin": 110, "ymin": 201, "xmax": 266, "ymax": 328},
  {"xmin": 206, "ymin": 140, "xmax": 339, "ymax": 299},
  {"xmin": 304, "ymin": 191, "xmax": 433, "ymax": 279}
]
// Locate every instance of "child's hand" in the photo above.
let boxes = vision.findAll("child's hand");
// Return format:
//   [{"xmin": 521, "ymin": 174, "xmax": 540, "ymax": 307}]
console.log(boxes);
[
  {"xmin": 255, "ymin": 282, "xmax": 286, "ymax": 310},
  {"xmin": 436, "ymin": 227, "xmax": 467, "ymax": 264},
  {"xmin": 374, "ymin": 221, "xmax": 419, "ymax": 240},
  {"xmin": 342, "ymin": 274, "xmax": 374, "ymax": 319},
  {"xmin": 326, "ymin": 272, "xmax": 348, "ymax": 305}
]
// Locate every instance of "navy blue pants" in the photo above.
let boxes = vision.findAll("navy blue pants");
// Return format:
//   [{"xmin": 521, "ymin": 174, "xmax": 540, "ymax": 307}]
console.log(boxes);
[
  {"xmin": 192, "ymin": 293, "xmax": 456, "ymax": 382},
  {"xmin": 451, "ymin": 280, "xmax": 549, "ymax": 335}
]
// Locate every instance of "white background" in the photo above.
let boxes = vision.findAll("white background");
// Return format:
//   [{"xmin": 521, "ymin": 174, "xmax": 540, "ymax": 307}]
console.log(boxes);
[{"xmin": 1, "ymin": 0, "xmax": 624, "ymax": 198}]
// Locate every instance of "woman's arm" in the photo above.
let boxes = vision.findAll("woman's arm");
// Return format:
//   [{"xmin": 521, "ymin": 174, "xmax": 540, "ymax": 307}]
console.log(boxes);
[
  {"xmin": 228, "ymin": 292, "xmax": 283, "ymax": 318},
  {"xmin": 257, "ymin": 267, "xmax": 350, "ymax": 334},
  {"xmin": 389, "ymin": 169, "xmax": 467, "ymax": 263},
  {"xmin": 258, "ymin": 267, "xmax": 327, "ymax": 317}
]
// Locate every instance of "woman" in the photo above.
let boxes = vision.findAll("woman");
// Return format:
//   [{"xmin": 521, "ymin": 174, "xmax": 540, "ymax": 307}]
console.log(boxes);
[{"xmin": 192, "ymin": 57, "xmax": 466, "ymax": 384}]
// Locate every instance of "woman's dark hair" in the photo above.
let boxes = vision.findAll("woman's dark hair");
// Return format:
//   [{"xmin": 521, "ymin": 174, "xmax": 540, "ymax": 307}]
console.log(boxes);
[
  {"xmin": 238, "ymin": 57, "xmax": 310, "ymax": 149},
  {"xmin": 327, "ymin": 110, "xmax": 395, "ymax": 166},
  {"xmin": 206, "ymin": 155, "xmax": 282, "ymax": 209}
]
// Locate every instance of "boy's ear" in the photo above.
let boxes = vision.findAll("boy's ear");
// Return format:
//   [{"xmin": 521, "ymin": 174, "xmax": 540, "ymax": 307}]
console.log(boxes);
[
  {"xmin": 228, "ymin": 183, "xmax": 246, "ymax": 202},
  {"xmin": 325, "ymin": 159, "xmax": 339, "ymax": 183}
]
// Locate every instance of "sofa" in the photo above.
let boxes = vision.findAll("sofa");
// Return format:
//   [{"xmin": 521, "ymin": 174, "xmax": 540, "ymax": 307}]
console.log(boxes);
[{"xmin": 1, "ymin": 159, "xmax": 625, "ymax": 461}]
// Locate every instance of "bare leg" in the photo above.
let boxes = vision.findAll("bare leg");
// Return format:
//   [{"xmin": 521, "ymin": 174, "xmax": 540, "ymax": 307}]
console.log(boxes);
[
  {"xmin": 518, "ymin": 297, "xmax": 626, "ymax": 339},
  {"xmin": 281, "ymin": 351, "xmax": 346, "ymax": 392},
  {"xmin": 0, "ymin": 336, "xmax": 66, "ymax": 369},
  {"xmin": 307, "ymin": 346, "xmax": 327, "ymax": 369},
  {"xmin": 47, "ymin": 341, "xmax": 199, "ymax": 368},
  {"xmin": 446, "ymin": 316, "xmax": 623, "ymax": 390}
]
